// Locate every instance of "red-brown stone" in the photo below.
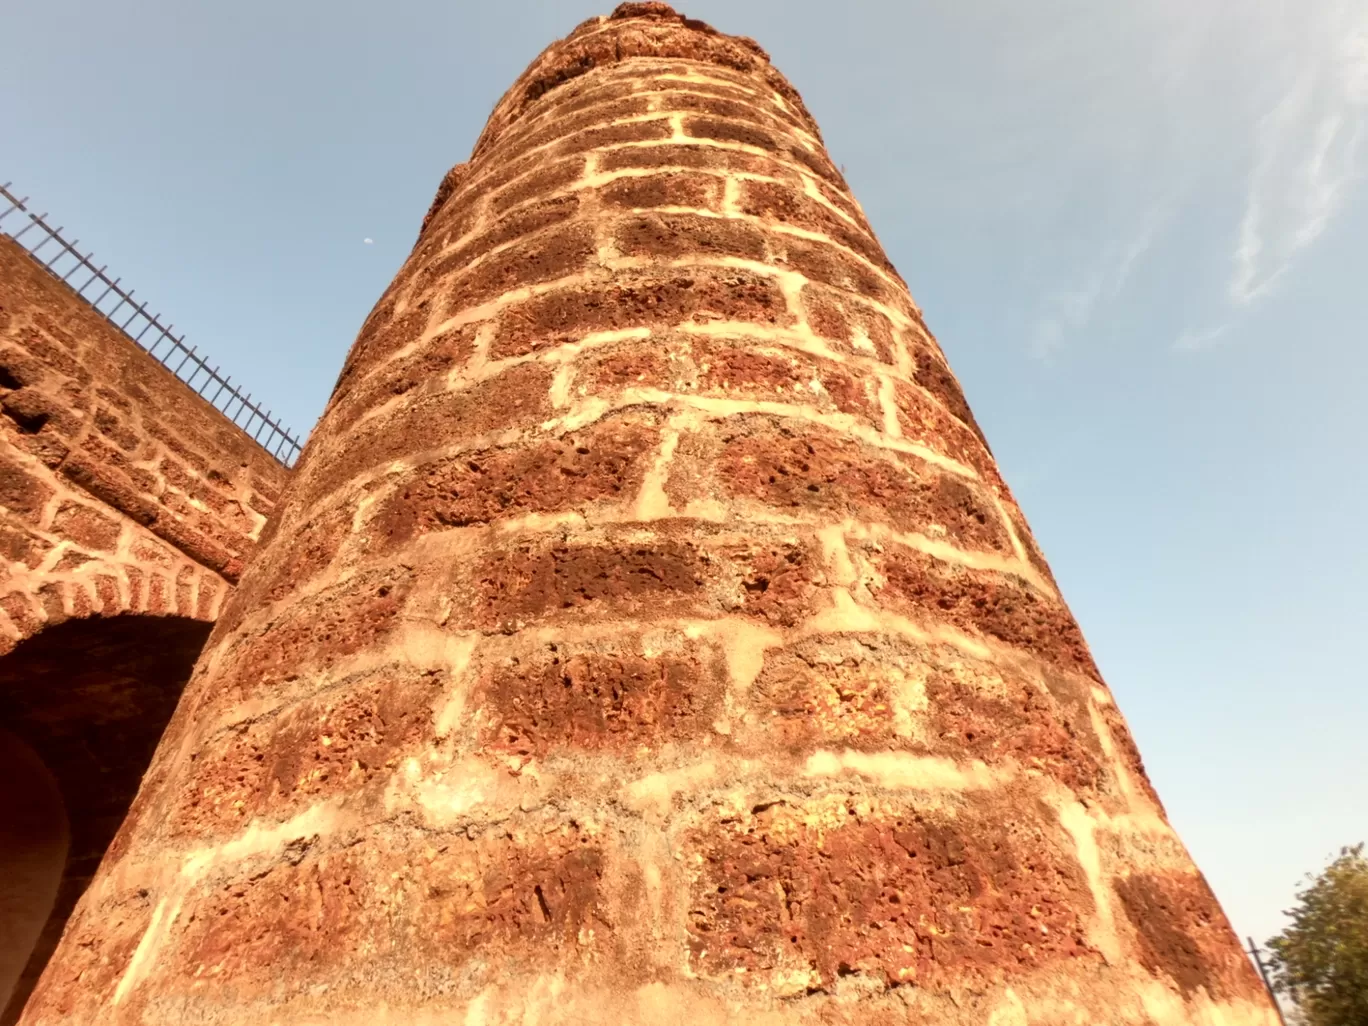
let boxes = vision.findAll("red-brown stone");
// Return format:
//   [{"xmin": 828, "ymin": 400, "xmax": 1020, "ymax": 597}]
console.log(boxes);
[
  {"xmin": 910, "ymin": 339, "xmax": 989, "ymax": 447},
  {"xmin": 597, "ymin": 142, "xmax": 798, "ymax": 179},
  {"xmin": 380, "ymin": 414, "xmax": 660, "ymax": 542},
  {"xmin": 492, "ymin": 268, "xmax": 791, "ymax": 359},
  {"xmin": 613, "ymin": 211, "xmax": 769, "ymax": 261},
  {"xmin": 686, "ymin": 798, "xmax": 1096, "ymax": 991},
  {"xmin": 1115, "ymin": 871, "xmax": 1267, "ymax": 1002},
  {"xmin": 17, "ymin": 886, "xmax": 154, "ymax": 1022},
  {"xmin": 171, "ymin": 825, "xmax": 605, "ymax": 999},
  {"xmin": 894, "ymin": 379, "xmax": 995, "ymax": 476},
  {"xmin": 746, "ymin": 635, "xmax": 1108, "ymax": 791},
  {"xmin": 473, "ymin": 538, "xmax": 708, "ymax": 630},
  {"xmin": 430, "ymin": 223, "xmax": 598, "ymax": 315},
  {"xmin": 325, "ymin": 325, "xmax": 479, "ymax": 436},
  {"xmin": 786, "ymin": 239, "xmax": 905, "ymax": 312},
  {"xmin": 739, "ymin": 180, "xmax": 891, "ymax": 272},
  {"xmin": 722, "ymin": 536, "xmax": 822, "ymax": 627},
  {"xmin": 0, "ymin": 456, "xmax": 53, "ymax": 523},
  {"xmin": 712, "ymin": 420, "xmax": 1012, "ymax": 551},
  {"xmin": 477, "ymin": 643, "xmax": 724, "ymax": 755},
  {"xmin": 297, "ymin": 362, "xmax": 556, "ymax": 506},
  {"xmin": 209, "ymin": 568, "xmax": 414, "ymax": 713},
  {"xmin": 600, "ymin": 172, "xmax": 725, "ymax": 212},
  {"xmin": 868, "ymin": 544, "xmax": 1100, "ymax": 679},
  {"xmin": 801, "ymin": 285, "xmax": 899, "ymax": 363},
  {"xmin": 168, "ymin": 669, "xmax": 443, "ymax": 836},
  {"xmin": 487, "ymin": 96, "xmax": 656, "ymax": 166}
]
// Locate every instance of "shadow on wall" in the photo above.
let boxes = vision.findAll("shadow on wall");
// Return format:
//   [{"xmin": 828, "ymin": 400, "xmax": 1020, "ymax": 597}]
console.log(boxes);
[
  {"xmin": 0, "ymin": 613, "xmax": 212, "ymax": 1025},
  {"xmin": 0, "ymin": 731, "xmax": 67, "ymax": 1017}
]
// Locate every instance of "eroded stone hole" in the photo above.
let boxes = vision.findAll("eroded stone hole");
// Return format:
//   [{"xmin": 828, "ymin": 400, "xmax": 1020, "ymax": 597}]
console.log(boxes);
[
  {"xmin": 3, "ymin": 405, "xmax": 48, "ymax": 435},
  {"xmin": 0, "ymin": 613, "xmax": 211, "ymax": 1026}
]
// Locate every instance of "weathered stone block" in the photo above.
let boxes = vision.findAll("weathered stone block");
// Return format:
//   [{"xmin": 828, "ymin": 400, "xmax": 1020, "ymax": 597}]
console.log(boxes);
[
  {"xmin": 684, "ymin": 795, "xmax": 1096, "ymax": 992},
  {"xmin": 492, "ymin": 267, "xmax": 791, "ymax": 359}
]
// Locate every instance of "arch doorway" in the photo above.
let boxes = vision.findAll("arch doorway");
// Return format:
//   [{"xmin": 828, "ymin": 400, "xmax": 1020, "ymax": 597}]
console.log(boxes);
[{"xmin": 0, "ymin": 613, "xmax": 211, "ymax": 1025}]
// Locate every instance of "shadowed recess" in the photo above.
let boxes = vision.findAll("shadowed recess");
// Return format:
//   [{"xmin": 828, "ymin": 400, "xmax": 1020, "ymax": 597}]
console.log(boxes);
[{"xmin": 0, "ymin": 615, "xmax": 211, "ymax": 1026}]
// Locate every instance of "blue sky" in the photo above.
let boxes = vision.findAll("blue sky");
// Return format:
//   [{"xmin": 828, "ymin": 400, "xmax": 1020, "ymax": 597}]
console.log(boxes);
[{"xmin": 3, "ymin": 0, "xmax": 1364, "ymax": 949}]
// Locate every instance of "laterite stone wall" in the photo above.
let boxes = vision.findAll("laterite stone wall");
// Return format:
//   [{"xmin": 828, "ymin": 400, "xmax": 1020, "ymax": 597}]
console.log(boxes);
[
  {"xmin": 0, "ymin": 232, "xmax": 289, "ymax": 1024},
  {"xmin": 19, "ymin": 5, "xmax": 1279, "ymax": 1025},
  {"xmin": 0, "ymin": 235, "xmax": 286, "ymax": 639}
]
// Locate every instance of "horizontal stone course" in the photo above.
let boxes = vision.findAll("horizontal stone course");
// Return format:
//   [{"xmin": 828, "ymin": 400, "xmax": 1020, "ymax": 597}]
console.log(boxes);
[
  {"xmin": 294, "ymin": 361, "xmax": 556, "ymax": 508},
  {"xmin": 205, "ymin": 565, "xmax": 414, "ymax": 713},
  {"xmin": 684, "ymin": 794, "xmax": 1097, "ymax": 992},
  {"xmin": 575, "ymin": 334, "xmax": 883, "ymax": 427},
  {"xmin": 165, "ymin": 667, "xmax": 443, "ymax": 837},
  {"xmin": 909, "ymin": 342, "xmax": 990, "ymax": 448},
  {"xmin": 613, "ymin": 210, "xmax": 769, "ymax": 261},
  {"xmin": 704, "ymin": 418, "xmax": 1013, "ymax": 551},
  {"xmin": 800, "ymin": 284, "xmax": 899, "ymax": 363},
  {"xmin": 474, "ymin": 636, "xmax": 726, "ymax": 756},
  {"xmin": 596, "ymin": 141, "xmax": 800, "ymax": 179},
  {"xmin": 235, "ymin": 501, "xmax": 358, "ymax": 609},
  {"xmin": 516, "ymin": 83, "xmax": 814, "ymax": 156},
  {"xmin": 458, "ymin": 525, "xmax": 824, "ymax": 632},
  {"xmin": 739, "ymin": 179, "xmax": 890, "ymax": 271},
  {"xmin": 164, "ymin": 822, "xmax": 605, "ymax": 999},
  {"xmin": 490, "ymin": 267, "xmax": 792, "ymax": 359},
  {"xmin": 17, "ymin": 884, "xmax": 153, "ymax": 1021},
  {"xmin": 323, "ymin": 325, "xmax": 477, "ymax": 437},
  {"xmin": 861, "ymin": 542, "xmax": 1099, "ymax": 679},
  {"xmin": 432, "ymin": 193, "xmax": 584, "ymax": 274},
  {"xmin": 469, "ymin": 5, "xmax": 820, "ymax": 159},
  {"xmin": 681, "ymin": 115, "xmax": 846, "ymax": 188},
  {"xmin": 786, "ymin": 238, "xmax": 906, "ymax": 313},
  {"xmin": 744, "ymin": 634, "xmax": 1109, "ymax": 791},
  {"xmin": 893, "ymin": 379, "xmax": 994, "ymax": 475},
  {"xmin": 378, "ymin": 412, "xmax": 661, "ymax": 543},
  {"xmin": 600, "ymin": 170, "xmax": 726, "ymax": 211},
  {"xmin": 429, "ymin": 221, "xmax": 599, "ymax": 316},
  {"xmin": 489, "ymin": 95, "xmax": 656, "ymax": 164}
]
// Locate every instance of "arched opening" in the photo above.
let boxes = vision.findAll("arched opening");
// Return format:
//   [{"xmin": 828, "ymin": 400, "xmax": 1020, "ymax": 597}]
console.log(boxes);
[
  {"xmin": 0, "ymin": 614, "xmax": 212, "ymax": 1025},
  {"xmin": 0, "ymin": 730, "xmax": 68, "ymax": 1014}
]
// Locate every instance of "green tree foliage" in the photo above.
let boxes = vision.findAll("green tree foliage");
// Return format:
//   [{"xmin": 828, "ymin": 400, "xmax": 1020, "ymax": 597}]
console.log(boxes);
[{"xmin": 1266, "ymin": 844, "xmax": 1368, "ymax": 1026}]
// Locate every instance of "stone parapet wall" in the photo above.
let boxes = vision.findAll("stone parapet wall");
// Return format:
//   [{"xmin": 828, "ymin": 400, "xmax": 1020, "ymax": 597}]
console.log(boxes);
[
  {"xmin": 0, "ymin": 235, "xmax": 288, "ymax": 649},
  {"xmin": 19, "ymin": 5, "xmax": 1279, "ymax": 1025}
]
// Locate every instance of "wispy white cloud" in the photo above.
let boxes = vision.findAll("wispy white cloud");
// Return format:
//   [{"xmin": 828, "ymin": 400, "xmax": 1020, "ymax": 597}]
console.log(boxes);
[
  {"xmin": 1173, "ymin": 323, "xmax": 1230, "ymax": 352},
  {"xmin": 1031, "ymin": 202, "xmax": 1168, "ymax": 359},
  {"xmin": 1031, "ymin": 275, "xmax": 1094, "ymax": 360},
  {"xmin": 1229, "ymin": 4, "xmax": 1368, "ymax": 306},
  {"xmin": 990, "ymin": 0, "xmax": 1365, "ymax": 359}
]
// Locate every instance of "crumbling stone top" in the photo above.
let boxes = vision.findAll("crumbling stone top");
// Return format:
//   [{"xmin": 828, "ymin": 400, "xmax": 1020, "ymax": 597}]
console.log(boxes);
[{"xmin": 470, "ymin": 2, "xmax": 819, "ymax": 161}]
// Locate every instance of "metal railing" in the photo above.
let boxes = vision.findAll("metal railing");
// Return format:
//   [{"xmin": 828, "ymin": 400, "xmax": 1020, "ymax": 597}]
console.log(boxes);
[
  {"xmin": 1247, "ymin": 937, "xmax": 1294, "ymax": 1026},
  {"xmin": 0, "ymin": 183, "xmax": 303, "ymax": 466}
]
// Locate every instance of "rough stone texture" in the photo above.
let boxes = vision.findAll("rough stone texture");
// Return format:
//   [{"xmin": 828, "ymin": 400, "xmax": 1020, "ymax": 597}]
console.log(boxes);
[
  {"xmin": 20, "ymin": 5, "xmax": 1278, "ymax": 1026},
  {"xmin": 0, "ymin": 235, "xmax": 289, "ymax": 1023},
  {"xmin": 0, "ymin": 234, "xmax": 288, "ymax": 642}
]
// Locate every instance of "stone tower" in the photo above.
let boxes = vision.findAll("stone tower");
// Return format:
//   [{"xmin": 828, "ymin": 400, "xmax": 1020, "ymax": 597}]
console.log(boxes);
[{"xmin": 20, "ymin": 5, "xmax": 1279, "ymax": 1025}]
